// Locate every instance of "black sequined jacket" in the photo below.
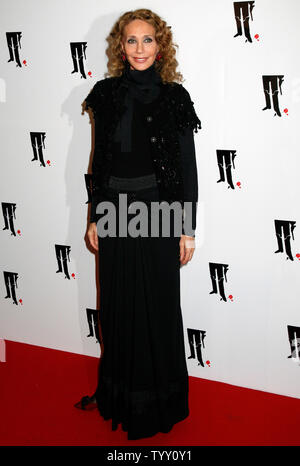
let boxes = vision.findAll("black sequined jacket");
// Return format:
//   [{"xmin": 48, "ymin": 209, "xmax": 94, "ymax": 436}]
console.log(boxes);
[{"xmin": 84, "ymin": 76, "xmax": 201, "ymax": 234}]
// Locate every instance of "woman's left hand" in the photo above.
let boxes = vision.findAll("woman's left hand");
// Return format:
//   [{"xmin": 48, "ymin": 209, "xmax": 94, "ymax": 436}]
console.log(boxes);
[{"xmin": 179, "ymin": 235, "xmax": 195, "ymax": 265}]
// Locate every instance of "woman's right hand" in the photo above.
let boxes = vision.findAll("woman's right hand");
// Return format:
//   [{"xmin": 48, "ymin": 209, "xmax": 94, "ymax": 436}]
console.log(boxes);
[{"xmin": 88, "ymin": 222, "xmax": 98, "ymax": 251}]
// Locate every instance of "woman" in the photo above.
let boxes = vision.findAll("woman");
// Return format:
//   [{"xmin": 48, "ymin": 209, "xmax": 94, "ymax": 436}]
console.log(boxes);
[{"xmin": 75, "ymin": 9, "xmax": 201, "ymax": 441}]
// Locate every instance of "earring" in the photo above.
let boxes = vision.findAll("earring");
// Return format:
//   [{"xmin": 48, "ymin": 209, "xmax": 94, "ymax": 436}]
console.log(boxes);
[
  {"xmin": 156, "ymin": 53, "xmax": 162, "ymax": 61},
  {"xmin": 121, "ymin": 53, "xmax": 126, "ymax": 62}
]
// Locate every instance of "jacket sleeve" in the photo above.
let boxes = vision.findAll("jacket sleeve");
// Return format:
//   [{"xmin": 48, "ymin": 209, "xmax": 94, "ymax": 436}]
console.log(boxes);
[
  {"xmin": 178, "ymin": 127, "xmax": 198, "ymax": 237},
  {"xmin": 176, "ymin": 85, "xmax": 201, "ymax": 237},
  {"xmin": 84, "ymin": 81, "xmax": 105, "ymax": 223}
]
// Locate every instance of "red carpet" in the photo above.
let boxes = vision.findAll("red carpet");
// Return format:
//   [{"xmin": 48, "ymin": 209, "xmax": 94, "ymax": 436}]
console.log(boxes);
[{"xmin": 0, "ymin": 339, "xmax": 299, "ymax": 446}]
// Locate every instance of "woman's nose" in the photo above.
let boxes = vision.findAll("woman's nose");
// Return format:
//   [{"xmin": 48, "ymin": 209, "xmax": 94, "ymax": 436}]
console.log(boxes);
[{"xmin": 136, "ymin": 42, "xmax": 144, "ymax": 53}]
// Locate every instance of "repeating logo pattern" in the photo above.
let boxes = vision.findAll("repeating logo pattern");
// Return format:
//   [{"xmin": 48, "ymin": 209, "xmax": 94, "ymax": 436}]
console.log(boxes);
[{"xmin": 2, "ymin": 2, "xmax": 300, "ymax": 377}]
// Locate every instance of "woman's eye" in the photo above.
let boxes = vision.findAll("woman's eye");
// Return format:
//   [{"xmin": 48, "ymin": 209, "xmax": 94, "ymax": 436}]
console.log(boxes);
[{"xmin": 127, "ymin": 38, "xmax": 153, "ymax": 44}]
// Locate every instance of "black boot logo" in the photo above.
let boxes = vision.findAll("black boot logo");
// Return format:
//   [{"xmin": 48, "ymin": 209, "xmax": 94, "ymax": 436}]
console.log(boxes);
[
  {"xmin": 274, "ymin": 219, "xmax": 296, "ymax": 261},
  {"xmin": 287, "ymin": 326, "xmax": 300, "ymax": 363},
  {"xmin": 6, "ymin": 32, "xmax": 24, "ymax": 67},
  {"xmin": 209, "ymin": 262, "xmax": 229, "ymax": 302},
  {"xmin": 262, "ymin": 75, "xmax": 285, "ymax": 117},
  {"xmin": 216, "ymin": 149, "xmax": 237, "ymax": 190},
  {"xmin": 3, "ymin": 271, "xmax": 20, "ymax": 305},
  {"xmin": 70, "ymin": 42, "xmax": 88, "ymax": 79},
  {"xmin": 187, "ymin": 328, "xmax": 207, "ymax": 367},
  {"xmin": 2, "ymin": 202, "xmax": 17, "ymax": 237},
  {"xmin": 55, "ymin": 245, "xmax": 72, "ymax": 279},
  {"xmin": 233, "ymin": 1, "xmax": 255, "ymax": 43},
  {"xmin": 86, "ymin": 308, "xmax": 101, "ymax": 344},
  {"xmin": 30, "ymin": 132, "xmax": 47, "ymax": 167}
]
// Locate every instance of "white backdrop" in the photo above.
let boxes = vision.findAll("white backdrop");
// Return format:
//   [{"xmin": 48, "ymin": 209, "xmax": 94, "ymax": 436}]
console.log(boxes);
[{"xmin": 1, "ymin": 0, "xmax": 300, "ymax": 400}]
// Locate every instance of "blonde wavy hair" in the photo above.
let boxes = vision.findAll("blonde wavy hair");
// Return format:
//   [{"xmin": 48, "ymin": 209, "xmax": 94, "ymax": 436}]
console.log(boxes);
[{"xmin": 104, "ymin": 8, "xmax": 184, "ymax": 84}]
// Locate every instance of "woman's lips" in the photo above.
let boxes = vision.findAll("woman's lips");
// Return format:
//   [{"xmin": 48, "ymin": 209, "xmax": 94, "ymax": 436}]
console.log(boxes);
[{"xmin": 133, "ymin": 57, "xmax": 147, "ymax": 62}]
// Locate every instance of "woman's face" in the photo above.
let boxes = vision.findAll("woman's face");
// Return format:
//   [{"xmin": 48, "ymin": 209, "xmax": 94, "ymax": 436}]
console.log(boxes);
[{"xmin": 121, "ymin": 19, "xmax": 159, "ymax": 71}]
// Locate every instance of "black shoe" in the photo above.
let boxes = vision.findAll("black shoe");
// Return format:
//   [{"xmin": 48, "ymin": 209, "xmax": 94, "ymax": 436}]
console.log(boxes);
[{"xmin": 74, "ymin": 394, "xmax": 97, "ymax": 410}]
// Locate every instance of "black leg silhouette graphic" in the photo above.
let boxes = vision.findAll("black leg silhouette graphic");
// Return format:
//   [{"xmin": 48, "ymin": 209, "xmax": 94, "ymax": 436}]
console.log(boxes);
[
  {"xmin": 209, "ymin": 262, "xmax": 229, "ymax": 302},
  {"xmin": 187, "ymin": 328, "xmax": 206, "ymax": 367},
  {"xmin": 233, "ymin": 1, "xmax": 255, "ymax": 43},
  {"xmin": 70, "ymin": 42, "xmax": 87, "ymax": 79}
]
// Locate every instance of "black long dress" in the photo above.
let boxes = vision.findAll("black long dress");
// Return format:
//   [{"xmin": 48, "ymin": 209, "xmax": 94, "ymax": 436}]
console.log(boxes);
[{"xmin": 92, "ymin": 93, "xmax": 197, "ymax": 441}]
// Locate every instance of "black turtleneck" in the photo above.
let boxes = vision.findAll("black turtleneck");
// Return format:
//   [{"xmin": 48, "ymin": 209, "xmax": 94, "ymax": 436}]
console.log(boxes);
[
  {"xmin": 111, "ymin": 60, "xmax": 161, "ymax": 177},
  {"xmin": 113, "ymin": 60, "xmax": 162, "ymax": 153},
  {"xmin": 122, "ymin": 60, "xmax": 162, "ymax": 104}
]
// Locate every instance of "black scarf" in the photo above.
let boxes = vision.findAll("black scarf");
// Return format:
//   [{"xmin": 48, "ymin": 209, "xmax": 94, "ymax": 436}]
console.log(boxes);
[{"xmin": 114, "ymin": 59, "xmax": 162, "ymax": 152}]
